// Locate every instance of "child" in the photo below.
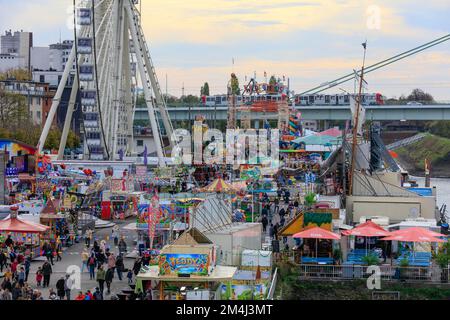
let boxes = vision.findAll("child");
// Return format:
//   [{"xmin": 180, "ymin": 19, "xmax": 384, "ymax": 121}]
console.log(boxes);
[
  {"xmin": 36, "ymin": 267, "xmax": 43, "ymax": 287},
  {"xmin": 127, "ymin": 269, "xmax": 133, "ymax": 284}
]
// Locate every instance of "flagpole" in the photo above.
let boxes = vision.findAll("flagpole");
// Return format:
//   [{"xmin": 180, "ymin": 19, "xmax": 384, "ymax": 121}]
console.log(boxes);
[{"xmin": 348, "ymin": 41, "xmax": 367, "ymax": 196}]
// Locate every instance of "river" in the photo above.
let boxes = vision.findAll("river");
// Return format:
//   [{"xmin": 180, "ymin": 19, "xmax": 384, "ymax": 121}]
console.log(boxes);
[{"xmin": 410, "ymin": 176, "xmax": 450, "ymax": 210}]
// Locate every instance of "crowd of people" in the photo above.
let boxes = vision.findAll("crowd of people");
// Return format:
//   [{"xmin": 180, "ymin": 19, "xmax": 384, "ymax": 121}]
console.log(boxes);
[{"xmin": 0, "ymin": 226, "xmax": 137, "ymax": 300}]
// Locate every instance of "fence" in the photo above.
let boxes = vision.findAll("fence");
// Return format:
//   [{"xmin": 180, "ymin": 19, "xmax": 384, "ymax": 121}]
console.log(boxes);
[
  {"xmin": 297, "ymin": 264, "xmax": 448, "ymax": 283},
  {"xmin": 386, "ymin": 133, "xmax": 426, "ymax": 150}
]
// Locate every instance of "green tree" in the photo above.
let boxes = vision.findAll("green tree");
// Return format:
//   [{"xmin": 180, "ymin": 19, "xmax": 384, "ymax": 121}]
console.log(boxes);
[
  {"xmin": 269, "ymin": 75, "xmax": 277, "ymax": 85},
  {"xmin": 0, "ymin": 89, "xmax": 29, "ymax": 130},
  {"xmin": 0, "ymin": 68, "xmax": 31, "ymax": 81},
  {"xmin": 67, "ymin": 130, "xmax": 81, "ymax": 149},
  {"xmin": 229, "ymin": 73, "xmax": 240, "ymax": 95},
  {"xmin": 200, "ymin": 82, "xmax": 210, "ymax": 96}
]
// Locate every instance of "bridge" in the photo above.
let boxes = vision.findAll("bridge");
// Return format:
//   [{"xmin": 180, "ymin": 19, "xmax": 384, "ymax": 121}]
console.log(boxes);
[{"xmin": 135, "ymin": 104, "xmax": 450, "ymax": 123}]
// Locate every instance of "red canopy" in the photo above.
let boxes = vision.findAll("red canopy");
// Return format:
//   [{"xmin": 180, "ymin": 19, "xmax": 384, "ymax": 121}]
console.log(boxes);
[
  {"xmin": 342, "ymin": 221, "xmax": 391, "ymax": 237},
  {"xmin": 0, "ymin": 217, "xmax": 49, "ymax": 233},
  {"xmin": 388, "ymin": 227, "xmax": 445, "ymax": 238},
  {"xmin": 381, "ymin": 228, "xmax": 445, "ymax": 243},
  {"xmin": 293, "ymin": 226, "xmax": 341, "ymax": 240}
]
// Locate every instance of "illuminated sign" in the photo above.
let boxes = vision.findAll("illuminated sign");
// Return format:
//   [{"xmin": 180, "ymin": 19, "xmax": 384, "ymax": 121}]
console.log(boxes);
[{"xmin": 159, "ymin": 253, "xmax": 209, "ymax": 276}]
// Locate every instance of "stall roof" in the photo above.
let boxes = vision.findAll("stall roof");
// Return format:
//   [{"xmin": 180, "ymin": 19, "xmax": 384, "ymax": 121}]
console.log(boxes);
[
  {"xmin": 136, "ymin": 265, "xmax": 237, "ymax": 282},
  {"xmin": 0, "ymin": 217, "xmax": 49, "ymax": 233}
]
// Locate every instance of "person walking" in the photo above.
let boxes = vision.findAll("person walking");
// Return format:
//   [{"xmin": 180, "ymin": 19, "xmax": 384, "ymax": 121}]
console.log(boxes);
[
  {"xmin": 118, "ymin": 237, "xmax": 127, "ymax": 256},
  {"xmin": 41, "ymin": 261, "xmax": 52, "ymax": 288},
  {"xmin": 261, "ymin": 215, "xmax": 268, "ymax": 233},
  {"xmin": 107, "ymin": 253, "xmax": 116, "ymax": 273},
  {"xmin": 64, "ymin": 274, "xmax": 72, "ymax": 300},
  {"xmin": 112, "ymin": 225, "xmax": 119, "ymax": 247},
  {"xmin": 87, "ymin": 254, "xmax": 96, "ymax": 280},
  {"xmin": 269, "ymin": 223, "xmax": 275, "ymax": 240},
  {"xmin": 105, "ymin": 267, "xmax": 114, "ymax": 295},
  {"xmin": 35, "ymin": 267, "xmax": 43, "ymax": 287},
  {"xmin": 96, "ymin": 265, "xmax": 106, "ymax": 295},
  {"xmin": 115, "ymin": 254, "xmax": 124, "ymax": 281},
  {"xmin": 85, "ymin": 228, "xmax": 93, "ymax": 247},
  {"xmin": 127, "ymin": 270, "xmax": 133, "ymax": 285},
  {"xmin": 81, "ymin": 248, "xmax": 89, "ymax": 273},
  {"xmin": 56, "ymin": 276, "xmax": 65, "ymax": 300},
  {"xmin": 55, "ymin": 239, "xmax": 62, "ymax": 262},
  {"xmin": 17, "ymin": 267, "xmax": 26, "ymax": 287},
  {"xmin": 24, "ymin": 256, "xmax": 31, "ymax": 282}
]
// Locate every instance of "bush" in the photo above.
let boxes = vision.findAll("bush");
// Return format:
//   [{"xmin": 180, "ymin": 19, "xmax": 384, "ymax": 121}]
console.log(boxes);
[{"xmin": 362, "ymin": 254, "xmax": 379, "ymax": 266}]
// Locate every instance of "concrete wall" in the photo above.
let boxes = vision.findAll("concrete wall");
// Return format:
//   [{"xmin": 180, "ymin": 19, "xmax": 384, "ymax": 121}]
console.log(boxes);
[{"xmin": 347, "ymin": 195, "xmax": 437, "ymax": 224}]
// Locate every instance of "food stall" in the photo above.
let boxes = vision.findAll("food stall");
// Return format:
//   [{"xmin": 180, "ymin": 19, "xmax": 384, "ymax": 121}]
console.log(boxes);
[{"xmin": 0, "ymin": 205, "xmax": 50, "ymax": 258}]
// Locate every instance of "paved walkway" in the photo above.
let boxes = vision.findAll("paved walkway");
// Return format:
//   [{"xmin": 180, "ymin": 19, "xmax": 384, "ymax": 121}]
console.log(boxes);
[{"xmin": 24, "ymin": 219, "xmax": 138, "ymax": 300}]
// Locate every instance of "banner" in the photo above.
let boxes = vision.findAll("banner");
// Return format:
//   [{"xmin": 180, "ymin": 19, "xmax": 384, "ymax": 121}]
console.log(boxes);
[{"xmin": 159, "ymin": 253, "xmax": 209, "ymax": 276}]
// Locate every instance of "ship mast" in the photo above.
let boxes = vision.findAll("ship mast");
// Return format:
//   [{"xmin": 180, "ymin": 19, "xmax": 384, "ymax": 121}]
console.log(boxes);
[{"xmin": 348, "ymin": 41, "xmax": 367, "ymax": 196}]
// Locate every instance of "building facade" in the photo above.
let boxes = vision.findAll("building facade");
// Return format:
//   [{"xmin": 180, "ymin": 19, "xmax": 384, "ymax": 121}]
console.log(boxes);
[
  {"xmin": 0, "ymin": 80, "xmax": 55, "ymax": 126},
  {"xmin": 0, "ymin": 30, "xmax": 33, "ymax": 72}
]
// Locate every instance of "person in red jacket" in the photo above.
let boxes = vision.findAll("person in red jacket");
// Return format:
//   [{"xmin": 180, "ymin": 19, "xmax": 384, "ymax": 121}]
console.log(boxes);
[{"xmin": 74, "ymin": 291, "xmax": 85, "ymax": 300}]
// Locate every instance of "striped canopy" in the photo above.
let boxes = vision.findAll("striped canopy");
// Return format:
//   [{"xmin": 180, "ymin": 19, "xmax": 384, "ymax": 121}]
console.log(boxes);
[{"xmin": 200, "ymin": 178, "xmax": 236, "ymax": 193}]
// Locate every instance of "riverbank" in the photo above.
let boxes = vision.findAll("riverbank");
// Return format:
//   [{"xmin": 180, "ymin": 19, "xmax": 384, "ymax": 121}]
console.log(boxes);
[{"xmin": 394, "ymin": 133, "xmax": 450, "ymax": 178}]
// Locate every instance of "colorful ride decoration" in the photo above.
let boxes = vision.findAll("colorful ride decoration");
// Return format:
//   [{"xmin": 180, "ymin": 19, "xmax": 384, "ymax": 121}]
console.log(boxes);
[
  {"xmin": 36, "ymin": 153, "xmax": 52, "ymax": 174},
  {"xmin": 303, "ymin": 212, "xmax": 332, "ymax": 231}
]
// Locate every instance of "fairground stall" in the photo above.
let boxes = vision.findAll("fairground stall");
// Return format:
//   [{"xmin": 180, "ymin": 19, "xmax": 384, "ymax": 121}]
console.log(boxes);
[
  {"xmin": 135, "ymin": 228, "xmax": 237, "ymax": 300},
  {"xmin": 0, "ymin": 205, "xmax": 50, "ymax": 259}
]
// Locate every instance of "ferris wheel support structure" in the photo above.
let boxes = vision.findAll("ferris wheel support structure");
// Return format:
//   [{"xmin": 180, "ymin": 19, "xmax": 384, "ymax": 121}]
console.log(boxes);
[{"xmin": 37, "ymin": 0, "xmax": 173, "ymax": 165}]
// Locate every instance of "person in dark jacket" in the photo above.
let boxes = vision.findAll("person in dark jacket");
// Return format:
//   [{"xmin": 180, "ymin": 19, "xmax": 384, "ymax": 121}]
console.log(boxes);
[
  {"xmin": 115, "ymin": 254, "xmax": 124, "ymax": 281},
  {"xmin": 105, "ymin": 268, "xmax": 114, "ymax": 294},
  {"xmin": 11, "ymin": 283, "xmax": 22, "ymax": 300},
  {"xmin": 132, "ymin": 258, "xmax": 142, "ymax": 276},
  {"xmin": 261, "ymin": 215, "xmax": 268, "ymax": 233},
  {"xmin": 93, "ymin": 287, "xmax": 103, "ymax": 300},
  {"xmin": 24, "ymin": 256, "xmax": 31, "ymax": 282},
  {"xmin": 56, "ymin": 276, "xmax": 65, "ymax": 300},
  {"xmin": 41, "ymin": 261, "xmax": 52, "ymax": 288}
]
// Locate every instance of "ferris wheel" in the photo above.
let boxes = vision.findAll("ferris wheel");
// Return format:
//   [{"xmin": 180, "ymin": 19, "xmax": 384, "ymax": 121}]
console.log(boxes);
[{"xmin": 38, "ymin": 0, "xmax": 173, "ymax": 166}]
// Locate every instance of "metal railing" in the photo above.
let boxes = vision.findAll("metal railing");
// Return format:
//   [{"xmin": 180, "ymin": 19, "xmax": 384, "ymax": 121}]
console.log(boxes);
[{"xmin": 297, "ymin": 264, "xmax": 448, "ymax": 283}]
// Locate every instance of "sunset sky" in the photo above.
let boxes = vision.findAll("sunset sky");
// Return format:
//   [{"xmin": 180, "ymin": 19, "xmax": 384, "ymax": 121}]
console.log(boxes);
[{"xmin": 1, "ymin": 0, "xmax": 449, "ymax": 99}]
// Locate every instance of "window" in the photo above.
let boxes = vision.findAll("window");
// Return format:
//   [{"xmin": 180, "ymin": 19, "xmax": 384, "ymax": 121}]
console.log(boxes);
[
  {"xmin": 39, "ymin": 75, "xmax": 45, "ymax": 83},
  {"xmin": 37, "ymin": 111, "xmax": 41, "ymax": 119},
  {"xmin": 137, "ymin": 140, "xmax": 143, "ymax": 146}
]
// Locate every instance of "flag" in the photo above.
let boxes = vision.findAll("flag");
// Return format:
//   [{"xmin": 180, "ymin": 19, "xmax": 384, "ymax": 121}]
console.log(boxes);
[
  {"xmin": 362, "ymin": 41, "xmax": 367, "ymax": 49},
  {"xmin": 264, "ymin": 71, "xmax": 267, "ymax": 78}
]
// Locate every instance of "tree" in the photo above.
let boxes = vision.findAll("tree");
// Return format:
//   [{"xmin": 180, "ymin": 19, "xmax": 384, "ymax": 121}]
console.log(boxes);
[
  {"xmin": 0, "ymin": 89, "xmax": 29, "ymax": 131},
  {"xmin": 200, "ymin": 82, "xmax": 210, "ymax": 96},
  {"xmin": 269, "ymin": 75, "xmax": 277, "ymax": 85},
  {"xmin": 229, "ymin": 73, "xmax": 240, "ymax": 95},
  {"xmin": 407, "ymin": 88, "xmax": 434, "ymax": 103},
  {"xmin": 0, "ymin": 68, "xmax": 31, "ymax": 81}
]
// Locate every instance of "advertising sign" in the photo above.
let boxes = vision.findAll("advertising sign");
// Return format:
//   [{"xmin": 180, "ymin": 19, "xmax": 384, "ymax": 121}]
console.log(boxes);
[{"xmin": 159, "ymin": 253, "xmax": 209, "ymax": 276}]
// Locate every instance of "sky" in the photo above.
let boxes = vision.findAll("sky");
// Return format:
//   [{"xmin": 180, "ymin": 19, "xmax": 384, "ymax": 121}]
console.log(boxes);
[{"xmin": 1, "ymin": 0, "xmax": 449, "ymax": 100}]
